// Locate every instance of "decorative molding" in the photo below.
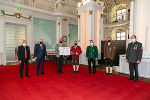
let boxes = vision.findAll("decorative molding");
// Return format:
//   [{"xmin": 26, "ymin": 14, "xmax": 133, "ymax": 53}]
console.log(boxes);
[
  {"xmin": 101, "ymin": 14, "xmax": 104, "ymax": 18},
  {"xmin": 89, "ymin": 10, "xmax": 92, "ymax": 15},
  {"xmin": 63, "ymin": 18, "xmax": 68, "ymax": 21},
  {"xmin": 77, "ymin": 15, "xmax": 80, "ymax": 19},
  {"xmin": 130, "ymin": 0, "xmax": 134, "ymax": 2},
  {"xmin": 1, "ymin": 10, "xmax": 32, "ymax": 20}
]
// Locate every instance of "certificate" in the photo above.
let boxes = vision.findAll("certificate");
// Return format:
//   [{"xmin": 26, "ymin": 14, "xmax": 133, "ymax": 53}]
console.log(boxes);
[{"xmin": 59, "ymin": 47, "xmax": 70, "ymax": 55}]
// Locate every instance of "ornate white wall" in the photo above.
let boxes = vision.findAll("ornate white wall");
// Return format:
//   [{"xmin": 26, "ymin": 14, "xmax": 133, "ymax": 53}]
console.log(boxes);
[
  {"xmin": 131, "ymin": 0, "xmax": 150, "ymax": 55},
  {"xmin": 77, "ymin": 1, "xmax": 104, "ymax": 65},
  {"xmin": 0, "ymin": 0, "xmax": 77, "ymax": 65}
]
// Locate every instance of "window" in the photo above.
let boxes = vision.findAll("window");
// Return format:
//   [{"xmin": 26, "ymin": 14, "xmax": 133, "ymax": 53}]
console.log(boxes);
[
  {"xmin": 116, "ymin": 32, "xmax": 126, "ymax": 40},
  {"xmin": 117, "ymin": 9, "xmax": 126, "ymax": 21}
]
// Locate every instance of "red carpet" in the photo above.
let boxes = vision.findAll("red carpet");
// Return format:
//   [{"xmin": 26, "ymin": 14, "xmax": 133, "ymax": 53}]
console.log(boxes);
[{"xmin": 0, "ymin": 61, "xmax": 150, "ymax": 100}]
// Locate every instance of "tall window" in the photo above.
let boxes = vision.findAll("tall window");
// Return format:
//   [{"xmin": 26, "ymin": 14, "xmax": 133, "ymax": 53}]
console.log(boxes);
[
  {"xmin": 116, "ymin": 32, "xmax": 126, "ymax": 40},
  {"xmin": 117, "ymin": 9, "xmax": 126, "ymax": 21}
]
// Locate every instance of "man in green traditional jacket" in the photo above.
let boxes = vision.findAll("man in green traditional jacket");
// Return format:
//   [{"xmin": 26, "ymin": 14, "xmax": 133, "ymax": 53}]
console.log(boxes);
[{"xmin": 86, "ymin": 40, "xmax": 98, "ymax": 74}]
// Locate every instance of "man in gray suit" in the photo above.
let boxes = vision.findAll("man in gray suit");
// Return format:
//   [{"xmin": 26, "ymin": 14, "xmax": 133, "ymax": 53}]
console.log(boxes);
[
  {"xmin": 55, "ymin": 38, "xmax": 65, "ymax": 75},
  {"xmin": 126, "ymin": 35, "xmax": 143, "ymax": 83}
]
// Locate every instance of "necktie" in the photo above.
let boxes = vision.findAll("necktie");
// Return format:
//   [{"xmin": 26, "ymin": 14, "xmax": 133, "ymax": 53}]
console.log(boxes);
[
  {"xmin": 91, "ymin": 47, "xmax": 93, "ymax": 58},
  {"xmin": 40, "ymin": 44, "xmax": 43, "ymax": 50},
  {"xmin": 25, "ymin": 47, "xmax": 27, "ymax": 59}
]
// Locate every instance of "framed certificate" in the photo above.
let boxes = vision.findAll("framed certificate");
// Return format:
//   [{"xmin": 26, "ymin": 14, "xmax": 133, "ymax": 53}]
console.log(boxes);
[{"xmin": 59, "ymin": 47, "xmax": 70, "ymax": 55}]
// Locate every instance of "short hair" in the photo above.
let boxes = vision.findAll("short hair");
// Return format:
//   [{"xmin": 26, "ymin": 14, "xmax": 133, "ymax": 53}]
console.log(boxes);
[
  {"xmin": 22, "ymin": 40, "xmax": 27, "ymax": 43},
  {"xmin": 131, "ymin": 35, "xmax": 136, "ymax": 38},
  {"xmin": 108, "ymin": 37, "xmax": 111, "ymax": 38},
  {"xmin": 89, "ymin": 40, "xmax": 93, "ymax": 42}
]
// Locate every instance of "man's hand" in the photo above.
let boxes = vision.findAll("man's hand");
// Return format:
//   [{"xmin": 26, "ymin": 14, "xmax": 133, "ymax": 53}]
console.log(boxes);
[
  {"xmin": 104, "ymin": 57, "xmax": 106, "ymax": 59},
  {"xmin": 28, "ymin": 60, "xmax": 30, "ymax": 62},
  {"xmin": 111, "ymin": 58, "xmax": 113, "ymax": 60},
  {"xmin": 35, "ymin": 57, "xmax": 37, "ymax": 60},
  {"xmin": 19, "ymin": 61, "xmax": 21, "ymax": 63},
  {"xmin": 137, "ymin": 61, "xmax": 141, "ymax": 64},
  {"xmin": 126, "ymin": 59, "xmax": 128, "ymax": 62},
  {"xmin": 95, "ymin": 58, "xmax": 98, "ymax": 61},
  {"xmin": 45, "ymin": 56, "xmax": 47, "ymax": 60},
  {"xmin": 86, "ymin": 58, "xmax": 88, "ymax": 61}
]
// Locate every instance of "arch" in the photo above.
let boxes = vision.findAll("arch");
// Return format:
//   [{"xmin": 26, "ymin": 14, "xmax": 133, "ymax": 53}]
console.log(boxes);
[{"xmin": 111, "ymin": 4, "xmax": 127, "ymax": 22}]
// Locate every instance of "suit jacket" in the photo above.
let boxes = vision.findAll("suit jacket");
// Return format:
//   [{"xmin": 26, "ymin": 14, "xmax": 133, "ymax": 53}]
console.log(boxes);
[
  {"xmin": 86, "ymin": 45, "xmax": 98, "ymax": 60},
  {"xmin": 34, "ymin": 43, "xmax": 47, "ymax": 59},
  {"xmin": 104, "ymin": 42, "xmax": 116, "ymax": 58},
  {"xmin": 71, "ymin": 45, "xmax": 82, "ymax": 58},
  {"xmin": 126, "ymin": 41, "xmax": 143, "ymax": 63},
  {"xmin": 55, "ymin": 43, "xmax": 65, "ymax": 57},
  {"xmin": 18, "ymin": 45, "xmax": 30, "ymax": 61}
]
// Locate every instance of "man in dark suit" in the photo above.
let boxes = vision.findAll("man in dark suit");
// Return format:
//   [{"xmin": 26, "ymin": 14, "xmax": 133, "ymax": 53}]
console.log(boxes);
[
  {"xmin": 126, "ymin": 35, "xmax": 143, "ymax": 83},
  {"xmin": 18, "ymin": 40, "xmax": 30, "ymax": 79},
  {"xmin": 86, "ymin": 40, "xmax": 98, "ymax": 74},
  {"xmin": 34, "ymin": 39, "xmax": 47, "ymax": 75}
]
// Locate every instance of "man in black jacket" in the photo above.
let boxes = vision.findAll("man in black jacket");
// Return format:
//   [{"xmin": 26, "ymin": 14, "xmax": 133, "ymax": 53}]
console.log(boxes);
[
  {"xmin": 126, "ymin": 35, "xmax": 143, "ymax": 83},
  {"xmin": 18, "ymin": 40, "xmax": 30, "ymax": 79}
]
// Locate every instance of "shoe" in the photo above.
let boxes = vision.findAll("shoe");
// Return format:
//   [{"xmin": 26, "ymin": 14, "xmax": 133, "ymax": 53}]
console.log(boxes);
[
  {"xmin": 93, "ymin": 72, "xmax": 96, "ymax": 74},
  {"xmin": 25, "ymin": 75, "xmax": 30, "ymax": 77},
  {"xmin": 135, "ymin": 80, "xmax": 138, "ymax": 83},
  {"xmin": 37, "ymin": 73, "xmax": 39, "ymax": 76},
  {"xmin": 76, "ymin": 71, "xmax": 79, "ymax": 73},
  {"xmin": 60, "ymin": 72, "xmax": 64, "ymax": 74},
  {"xmin": 41, "ymin": 72, "xmax": 45, "ymax": 75},
  {"xmin": 104, "ymin": 73, "xmax": 109, "ymax": 75},
  {"xmin": 72, "ymin": 71, "xmax": 75, "ymax": 73},
  {"xmin": 127, "ymin": 78, "xmax": 134, "ymax": 80},
  {"xmin": 110, "ymin": 73, "xmax": 112, "ymax": 76},
  {"xmin": 88, "ymin": 72, "xmax": 91, "ymax": 74},
  {"xmin": 57, "ymin": 73, "xmax": 59, "ymax": 75}
]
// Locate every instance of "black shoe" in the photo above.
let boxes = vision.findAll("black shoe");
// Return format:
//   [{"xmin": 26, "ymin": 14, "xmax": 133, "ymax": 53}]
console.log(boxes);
[
  {"xmin": 110, "ymin": 73, "xmax": 112, "ymax": 76},
  {"xmin": 88, "ymin": 72, "xmax": 91, "ymax": 74},
  {"xmin": 93, "ymin": 72, "xmax": 96, "ymax": 74},
  {"xmin": 127, "ymin": 78, "xmax": 134, "ymax": 80},
  {"xmin": 60, "ymin": 72, "xmax": 64, "ymax": 74},
  {"xmin": 57, "ymin": 72, "xmax": 60, "ymax": 75},
  {"xmin": 25, "ymin": 75, "xmax": 30, "ymax": 77},
  {"xmin": 76, "ymin": 71, "xmax": 79, "ymax": 73},
  {"xmin": 135, "ymin": 80, "xmax": 138, "ymax": 83},
  {"xmin": 104, "ymin": 73, "xmax": 109, "ymax": 75},
  {"xmin": 41, "ymin": 72, "xmax": 45, "ymax": 75},
  {"xmin": 72, "ymin": 71, "xmax": 75, "ymax": 73},
  {"xmin": 37, "ymin": 73, "xmax": 39, "ymax": 76}
]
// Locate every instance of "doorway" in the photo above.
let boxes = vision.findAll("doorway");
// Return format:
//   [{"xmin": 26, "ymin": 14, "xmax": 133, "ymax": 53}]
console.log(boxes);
[{"xmin": 5, "ymin": 22, "xmax": 27, "ymax": 63}]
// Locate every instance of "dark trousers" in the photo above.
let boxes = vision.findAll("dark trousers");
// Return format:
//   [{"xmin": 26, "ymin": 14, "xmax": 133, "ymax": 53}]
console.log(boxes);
[
  {"xmin": 36, "ymin": 58, "xmax": 45, "ymax": 74},
  {"xmin": 129, "ymin": 63, "xmax": 139, "ymax": 80},
  {"xmin": 105, "ymin": 58, "xmax": 113, "ymax": 67},
  {"xmin": 88, "ymin": 58, "xmax": 96, "ymax": 73},
  {"xmin": 72, "ymin": 57, "xmax": 79, "ymax": 65},
  {"xmin": 19, "ymin": 59, "xmax": 29, "ymax": 77},
  {"xmin": 56, "ymin": 56, "xmax": 64, "ymax": 73}
]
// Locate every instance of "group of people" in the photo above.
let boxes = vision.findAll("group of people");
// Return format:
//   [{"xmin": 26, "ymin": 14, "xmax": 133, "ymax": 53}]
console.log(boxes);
[
  {"xmin": 18, "ymin": 39, "xmax": 47, "ymax": 78},
  {"xmin": 18, "ymin": 35, "xmax": 143, "ymax": 83}
]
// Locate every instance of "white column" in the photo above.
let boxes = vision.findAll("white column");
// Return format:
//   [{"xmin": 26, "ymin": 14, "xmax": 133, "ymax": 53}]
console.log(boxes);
[
  {"xmin": 129, "ymin": 0, "xmax": 135, "ymax": 37},
  {"xmin": 99, "ymin": 11, "xmax": 103, "ymax": 59},
  {"xmin": 1, "ymin": 20, "xmax": 6, "ymax": 65},
  {"xmin": 56, "ymin": 17, "xmax": 62, "ymax": 43},
  {"xmin": 78, "ymin": 13, "xmax": 81, "ymax": 46}
]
